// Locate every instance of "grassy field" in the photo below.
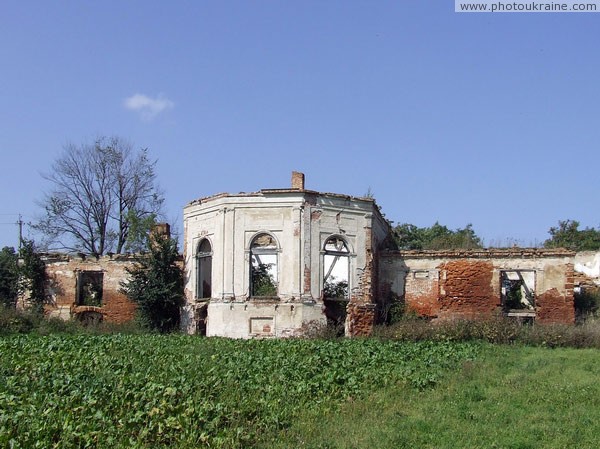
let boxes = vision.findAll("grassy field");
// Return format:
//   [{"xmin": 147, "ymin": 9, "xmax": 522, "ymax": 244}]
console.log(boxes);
[
  {"xmin": 268, "ymin": 344, "xmax": 600, "ymax": 449},
  {"xmin": 1, "ymin": 334, "xmax": 599, "ymax": 448}
]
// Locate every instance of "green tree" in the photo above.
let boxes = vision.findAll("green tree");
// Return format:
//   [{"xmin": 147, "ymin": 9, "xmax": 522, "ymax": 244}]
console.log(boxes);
[
  {"xmin": 18, "ymin": 240, "xmax": 48, "ymax": 315},
  {"xmin": 251, "ymin": 263, "xmax": 277, "ymax": 296},
  {"xmin": 123, "ymin": 210, "xmax": 158, "ymax": 253},
  {"xmin": 544, "ymin": 220, "xmax": 600, "ymax": 251},
  {"xmin": 393, "ymin": 222, "xmax": 482, "ymax": 250},
  {"xmin": 121, "ymin": 232, "xmax": 184, "ymax": 332},
  {"xmin": 323, "ymin": 278, "xmax": 348, "ymax": 299},
  {"xmin": 393, "ymin": 223, "xmax": 425, "ymax": 250},
  {"xmin": 0, "ymin": 247, "xmax": 19, "ymax": 308}
]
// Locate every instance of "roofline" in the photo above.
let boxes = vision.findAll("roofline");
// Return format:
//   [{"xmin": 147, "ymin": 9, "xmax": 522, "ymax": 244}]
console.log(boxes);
[
  {"xmin": 185, "ymin": 189, "xmax": 379, "ymax": 208},
  {"xmin": 382, "ymin": 248, "xmax": 576, "ymax": 259}
]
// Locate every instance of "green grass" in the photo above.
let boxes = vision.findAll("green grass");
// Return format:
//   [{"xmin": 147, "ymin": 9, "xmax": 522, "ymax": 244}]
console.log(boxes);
[{"xmin": 266, "ymin": 344, "xmax": 600, "ymax": 449}]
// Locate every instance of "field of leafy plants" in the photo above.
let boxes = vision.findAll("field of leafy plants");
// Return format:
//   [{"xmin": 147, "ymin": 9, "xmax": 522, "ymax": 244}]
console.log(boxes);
[{"xmin": 0, "ymin": 334, "xmax": 478, "ymax": 448}]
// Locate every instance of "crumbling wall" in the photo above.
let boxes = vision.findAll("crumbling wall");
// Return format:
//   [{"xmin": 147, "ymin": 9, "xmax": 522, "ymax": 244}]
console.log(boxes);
[
  {"xmin": 382, "ymin": 249, "xmax": 576, "ymax": 324},
  {"xmin": 43, "ymin": 254, "xmax": 138, "ymax": 323},
  {"xmin": 345, "ymin": 303, "xmax": 376, "ymax": 336},
  {"xmin": 346, "ymin": 226, "xmax": 375, "ymax": 336},
  {"xmin": 574, "ymin": 251, "xmax": 600, "ymax": 285},
  {"xmin": 536, "ymin": 263, "xmax": 575, "ymax": 324},
  {"xmin": 404, "ymin": 269, "xmax": 440, "ymax": 317},
  {"xmin": 438, "ymin": 260, "xmax": 497, "ymax": 320}
]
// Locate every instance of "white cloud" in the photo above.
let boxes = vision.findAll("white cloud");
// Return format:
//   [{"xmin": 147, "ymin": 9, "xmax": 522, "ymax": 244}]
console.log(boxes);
[{"xmin": 123, "ymin": 93, "xmax": 174, "ymax": 120}]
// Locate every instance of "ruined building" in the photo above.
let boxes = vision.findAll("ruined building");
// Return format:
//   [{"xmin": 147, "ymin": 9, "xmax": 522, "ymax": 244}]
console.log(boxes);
[
  {"xmin": 37, "ymin": 172, "xmax": 585, "ymax": 336},
  {"xmin": 180, "ymin": 172, "xmax": 577, "ymax": 337},
  {"xmin": 181, "ymin": 172, "xmax": 389, "ymax": 337}
]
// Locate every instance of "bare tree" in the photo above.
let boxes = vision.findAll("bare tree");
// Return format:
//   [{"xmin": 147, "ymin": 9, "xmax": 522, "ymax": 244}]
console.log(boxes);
[{"xmin": 34, "ymin": 136, "xmax": 164, "ymax": 255}]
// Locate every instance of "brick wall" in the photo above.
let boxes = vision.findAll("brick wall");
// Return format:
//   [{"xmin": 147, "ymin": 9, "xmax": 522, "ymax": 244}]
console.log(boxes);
[
  {"xmin": 404, "ymin": 270, "xmax": 439, "ymax": 317},
  {"xmin": 437, "ymin": 260, "xmax": 497, "ymax": 320},
  {"xmin": 391, "ymin": 249, "xmax": 575, "ymax": 324},
  {"xmin": 536, "ymin": 263, "xmax": 575, "ymax": 324},
  {"xmin": 43, "ymin": 254, "xmax": 138, "ymax": 323},
  {"xmin": 345, "ymin": 226, "xmax": 376, "ymax": 336}
]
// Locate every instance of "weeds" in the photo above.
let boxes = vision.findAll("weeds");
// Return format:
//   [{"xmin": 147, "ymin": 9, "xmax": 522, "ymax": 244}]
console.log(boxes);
[
  {"xmin": 374, "ymin": 315, "xmax": 600, "ymax": 348},
  {"xmin": 0, "ymin": 306, "xmax": 148, "ymax": 336}
]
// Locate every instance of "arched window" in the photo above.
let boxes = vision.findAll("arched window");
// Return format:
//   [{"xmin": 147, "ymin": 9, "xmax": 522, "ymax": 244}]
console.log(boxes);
[
  {"xmin": 250, "ymin": 233, "xmax": 278, "ymax": 297},
  {"xmin": 323, "ymin": 236, "xmax": 350, "ymax": 300},
  {"xmin": 196, "ymin": 239, "xmax": 212, "ymax": 299}
]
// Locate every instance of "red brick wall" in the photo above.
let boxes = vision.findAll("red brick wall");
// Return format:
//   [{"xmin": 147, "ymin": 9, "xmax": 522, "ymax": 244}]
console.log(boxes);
[
  {"xmin": 44, "ymin": 255, "xmax": 137, "ymax": 324},
  {"xmin": 345, "ymin": 227, "xmax": 376, "ymax": 336},
  {"xmin": 346, "ymin": 303, "xmax": 375, "ymax": 336},
  {"xmin": 405, "ymin": 271, "xmax": 439, "ymax": 317},
  {"xmin": 536, "ymin": 263, "xmax": 575, "ymax": 324},
  {"xmin": 398, "ymin": 251, "xmax": 576, "ymax": 324},
  {"xmin": 438, "ymin": 260, "xmax": 498, "ymax": 320}
]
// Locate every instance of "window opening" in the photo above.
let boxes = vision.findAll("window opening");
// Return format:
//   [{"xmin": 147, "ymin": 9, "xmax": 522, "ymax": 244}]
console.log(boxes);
[
  {"xmin": 323, "ymin": 236, "xmax": 350, "ymax": 335},
  {"xmin": 501, "ymin": 270, "xmax": 535, "ymax": 312},
  {"xmin": 250, "ymin": 233, "xmax": 278, "ymax": 297},
  {"xmin": 196, "ymin": 239, "xmax": 212, "ymax": 299},
  {"xmin": 76, "ymin": 271, "xmax": 104, "ymax": 307},
  {"xmin": 323, "ymin": 237, "xmax": 350, "ymax": 300}
]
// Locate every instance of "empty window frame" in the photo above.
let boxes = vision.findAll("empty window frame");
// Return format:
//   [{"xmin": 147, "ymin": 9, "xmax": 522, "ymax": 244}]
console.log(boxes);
[
  {"xmin": 501, "ymin": 270, "xmax": 535, "ymax": 311},
  {"xmin": 76, "ymin": 271, "xmax": 104, "ymax": 307},
  {"xmin": 196, "ymin": 239, "xmax": 212, "ymax": 299},
  {"xmin": 323, "ymin": 236, "xmax": 350, "ymax": 300},
  {"xmin": 250, "ymin": 233, "xmax": 278, "ymax": 297}
]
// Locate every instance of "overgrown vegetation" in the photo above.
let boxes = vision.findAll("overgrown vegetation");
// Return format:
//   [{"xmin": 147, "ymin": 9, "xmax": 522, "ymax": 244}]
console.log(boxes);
[
  {"xmin": 323, "ymin": 278, "xmax": 349, "ymax": 299},
  {"xmin": 0, "ymin": 335, "xmax": 477, "ymax": 448},
  {"xmin": 575, "ymin": 286, "xmax": 600, "ymax": 322},
  {"xmin": 391, "ymin": 218, "xmax": 600, "ymax": 250},
  {"xmin": 544, "ymin": 219, "xmax": 600, "ymax": 251},
  {"xmin": 0, "ymin": 306, "xmax": 148, "ymax": 336},
  {"xmin": 0, "ymin": 247, "xmax": 18, "ymax": 308},
  {"xmin": 393, "ymin": 222, "xmax": 482, "ymax": 250},
  {"xmin": 0, "ymin": 241, "xmax": 47, "ymax": 314},
  {"xmin": 17, "ymin": 240, "xmax": 48, "ymax": 315},
  {"xmin": 374, "ymin": 315, "xmax": 600, "ymax": 348},
  {"xmin": 121, "ymin": 232, "xmax": 184, "ymax": 333},
  {"xmin": 250, "ymin": 263, "xmax": 277, "ymax": 296}
]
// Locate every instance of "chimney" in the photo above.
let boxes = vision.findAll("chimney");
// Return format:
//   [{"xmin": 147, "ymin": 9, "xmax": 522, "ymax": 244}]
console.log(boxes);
[
  {"xmin": 149, "ymin": 223, "xmax": 171, "ymax": 248},
  {"xmin": 291, "ymin": 171, "xmax": 305, "ymax": 190}
]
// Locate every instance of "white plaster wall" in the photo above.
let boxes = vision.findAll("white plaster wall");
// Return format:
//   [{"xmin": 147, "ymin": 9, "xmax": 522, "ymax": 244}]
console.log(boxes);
[
  {"xmin": 307, "ymin": 196, "xmax": 376, "ymax": 300},
  {"xmin": 183, "ymin": 191, "xmax": 381, "ymax": 337},
  {"xmin": 184, "ymin": 194, "xmax": 305, "ymax": 303},
  {"xmin": 206, "ymin": 302, "xmax": 324, "ymax": 338},
  {"xmin": 574, "ymin": 251, "xmax": 600, "ymax": 284}
]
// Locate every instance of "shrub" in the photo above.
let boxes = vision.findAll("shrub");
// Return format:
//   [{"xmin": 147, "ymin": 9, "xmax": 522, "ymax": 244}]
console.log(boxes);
[
  {"xmin": 121, "ymin": 232, "xmax": 184, "ymax": 333},
  {"xmin": 575, "ymin": 287, "xmax": 600, "ymax": 322},
  {"xmin": 297, "ymin": 320, "xmax": 344, "ymax": 339},
  {"xmin": 0, "ymin": 306, "xmax": 38, "ymax": 335}
]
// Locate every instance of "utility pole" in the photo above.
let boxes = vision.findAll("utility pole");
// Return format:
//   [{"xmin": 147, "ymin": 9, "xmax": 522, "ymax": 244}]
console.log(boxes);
[{"xmin": 17, "ymin": 214, "xmax": 23, "ymax": 249}]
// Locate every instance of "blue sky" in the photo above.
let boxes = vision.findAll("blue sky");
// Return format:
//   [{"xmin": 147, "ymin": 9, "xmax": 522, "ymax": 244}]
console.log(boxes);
[{"xmin": 1, "ymin": 1, "xmax": 599, "ymax": 249}]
